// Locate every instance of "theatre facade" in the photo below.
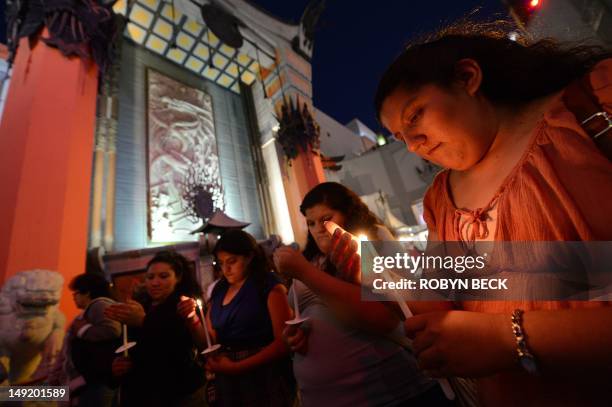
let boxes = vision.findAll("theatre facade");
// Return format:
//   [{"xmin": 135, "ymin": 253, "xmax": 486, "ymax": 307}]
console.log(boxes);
[{"xmin": 0, "ymin": 0, "xmax": 325, "ymax": 384}]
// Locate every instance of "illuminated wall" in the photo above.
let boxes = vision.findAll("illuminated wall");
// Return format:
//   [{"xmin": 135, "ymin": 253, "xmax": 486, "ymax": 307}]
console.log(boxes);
[
  {"xmin": 113, "ymin": 41, "xmax": 265, "ymax": 250},
  {"xmin": 146, "ymin": 69, "xmax": 224, "ymax": 242}
]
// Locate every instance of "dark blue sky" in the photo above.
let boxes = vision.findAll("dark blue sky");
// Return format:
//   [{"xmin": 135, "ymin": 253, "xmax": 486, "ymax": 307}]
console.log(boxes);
[
  {"xmin": 0, "ymin": 0, "xmax": 508, "ymax": 131},
  {"xmin": 250, "ymin": 0, "xmax": 508, "ymax": 132}
]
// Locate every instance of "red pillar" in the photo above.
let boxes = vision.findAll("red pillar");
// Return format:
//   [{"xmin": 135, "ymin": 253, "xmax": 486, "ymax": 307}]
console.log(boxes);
[
  {"xmin": 0, "ymin": 36, "xmax": 99, "ymax": 321},
  {"xmin": 296, "ymin": 146, "xmax": 326, "ymax": 189},
  {"xmin": 282, "ymin": 148, "xmax": 325, "ymax": 247}
]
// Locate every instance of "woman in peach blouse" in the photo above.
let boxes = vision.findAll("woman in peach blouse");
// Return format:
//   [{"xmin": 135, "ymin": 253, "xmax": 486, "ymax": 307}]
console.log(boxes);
[{"xmin": 369, "ymin": 23, "xmax": 612, "ymax": 406}]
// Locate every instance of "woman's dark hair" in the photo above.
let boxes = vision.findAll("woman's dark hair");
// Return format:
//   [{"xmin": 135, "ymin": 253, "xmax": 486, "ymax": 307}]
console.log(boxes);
[
  {"xmin": 69, "ymin": 273, "xmax": 112, "ymax": 299},
  {"xmin": 146, "ymin": 250, "xmax": 202, "ymax": 298},
  {"xmin": 375, "ymin": 20, "xmax": 612, "ymax": 121},
  {"xmin": 300, "ymin": 182, "xmax": 384, "ymax": 262},
  {"xmin": 213, "ymin": 229, "xmax": 274, "ymax": 297}
]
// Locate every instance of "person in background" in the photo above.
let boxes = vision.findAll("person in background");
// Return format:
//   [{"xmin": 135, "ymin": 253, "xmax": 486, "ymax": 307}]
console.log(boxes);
[
  {"xmin": 49, "ymin": 273, "xmax": 121, "ymax": 407},
  {"xmin": 106, "ymin": 251, "xmax": 205, "ymax": 407},
  {"xmin": 178, "ymin": 229, "xmax": 295, "ymax": 407},
  {"xmin": 274, "ymin": 182, "xmax": 451, "ymax": 407}
]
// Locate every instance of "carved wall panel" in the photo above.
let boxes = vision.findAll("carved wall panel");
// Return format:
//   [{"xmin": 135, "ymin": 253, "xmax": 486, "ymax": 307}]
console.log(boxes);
[{"xmin": 146, "ymin": 69, "xmax": 224, "ymax": 242}]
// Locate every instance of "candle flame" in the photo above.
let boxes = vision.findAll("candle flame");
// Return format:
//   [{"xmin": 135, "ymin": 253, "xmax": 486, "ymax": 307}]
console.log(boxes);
[{"xmin": 196, "ymin": 298, "xmax": 202, "ymax": 308}]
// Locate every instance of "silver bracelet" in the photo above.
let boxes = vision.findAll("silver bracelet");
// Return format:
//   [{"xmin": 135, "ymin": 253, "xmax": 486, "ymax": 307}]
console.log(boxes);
[{"xmin": 511, "ymin": 309, "xmax": 539, "ymax": 375}]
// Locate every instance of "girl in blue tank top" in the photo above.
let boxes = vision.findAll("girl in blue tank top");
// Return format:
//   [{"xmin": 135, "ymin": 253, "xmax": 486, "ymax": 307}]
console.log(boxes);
[{"xmin": 204, "ymin": 230, "xmax": 296, "ymax": 406}]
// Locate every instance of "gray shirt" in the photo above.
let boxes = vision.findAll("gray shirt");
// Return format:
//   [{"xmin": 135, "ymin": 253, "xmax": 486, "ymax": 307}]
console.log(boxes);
[
  {"xmin": 291, "ymin": 227, "xmax": 434, "ymax": 406},
  {"xmin": 77, "ymin": 297, "xmax": 122, "ymax": 341}
]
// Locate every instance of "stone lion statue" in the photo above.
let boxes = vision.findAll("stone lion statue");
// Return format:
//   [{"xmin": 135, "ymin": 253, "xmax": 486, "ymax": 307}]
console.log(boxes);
[{"xmin": 0, "ymin": 269, "xmax": 66, "ymax": 384}]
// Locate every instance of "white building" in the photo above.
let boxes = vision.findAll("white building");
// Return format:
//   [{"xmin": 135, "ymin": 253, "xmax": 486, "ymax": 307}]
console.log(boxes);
[
  {"xmin": 316, "ymin": 109, "xmax": 377, "ymax": 158},
  {"xmin": 324, "ymin": 138, "xmax": 433, "ymax": 226},
  {"xmin": 313, "ymin": 110, "xmax": 436, "ymax": 228}
]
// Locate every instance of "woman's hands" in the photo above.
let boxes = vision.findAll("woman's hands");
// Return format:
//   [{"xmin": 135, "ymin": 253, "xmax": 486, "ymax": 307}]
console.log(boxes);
[
  {"xmin": 273, "ymin": 222, "xmax": 361, "ymax": 285},
  {"xmin": 325, "ymin": 221, "xmax": 361, "ymax": 284},
  {"xmin": 104, "ymin": 300, "xmax": 146, "ymax": 327},
  {"xmin": 282, "ymin": 325, "xmax": 309, "ymax": 354},
  {"xmin": 273, "ymin": 246, "xmax": 311, "ymax": 280},
  {"xmin": 177, "ymin": 296, "xmax": 199, "ymax": 325},
  {"xmin": 112, "ymin": 356, "xmax": 133, "ymax": 377},
  {"xmin": 178, "ymin": 296, "xmax": 211, "ymax": 349},
  {"xmin": 205, "ymin": 355, "xmax": 241, "ymax": 375},
  {"xmin": 404, "ymin": 310, "xmax": 515, "ymax": 378}
]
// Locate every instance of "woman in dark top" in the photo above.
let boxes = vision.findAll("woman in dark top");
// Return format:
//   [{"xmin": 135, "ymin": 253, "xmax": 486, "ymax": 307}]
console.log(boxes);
[
  {"xmin": 181, "ymin": 229, "xmax": 295, "ymax": 406},
  {"xmin": 106, "ymin": 251, "xmax": 205, "ymax": 407}
]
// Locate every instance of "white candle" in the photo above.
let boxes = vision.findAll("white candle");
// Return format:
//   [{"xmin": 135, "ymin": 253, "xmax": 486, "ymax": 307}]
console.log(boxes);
[
  {"xmin": 122, "ymin": 324, "xmax": 129, "ymax": 357},
  {"xmin": 291, "ymin": 283, "xmax": 300, "ymax": 320},
  {"xmin": 196, "ymin": 299, "xmax": 212, "ymax": 348},
  {"xmin": 327, "ymin": 221, "xmax": 454, "ymax": 399},
  {"xmin": 285, "ymin": 277, "xmax": 308, "ymax": 326},
  {"xmin": 362, "ymin": 238, "xmax": 456, "ymax": 401},
  {"xmin": 357, "ymin": 235, "xmax": 367, "ymax": 257}
]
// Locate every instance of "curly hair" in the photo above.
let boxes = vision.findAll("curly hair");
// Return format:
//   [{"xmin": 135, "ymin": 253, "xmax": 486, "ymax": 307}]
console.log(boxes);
[
  {"xmin": 300, "ymin": 182, "xmax": 385, "ymax": 262},
  {"xmin": 374, "ymin": 19, "xmax": 612, "ymax": 122},
  {"xmin": 146, "ymin": 250, "xmax": 202, "ymax": 298}
]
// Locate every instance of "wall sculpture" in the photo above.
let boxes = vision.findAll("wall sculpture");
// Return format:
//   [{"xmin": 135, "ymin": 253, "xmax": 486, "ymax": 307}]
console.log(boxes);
[{"xmin": 146, "ymin": 69, "xmax": 224, "ymax": 242}]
